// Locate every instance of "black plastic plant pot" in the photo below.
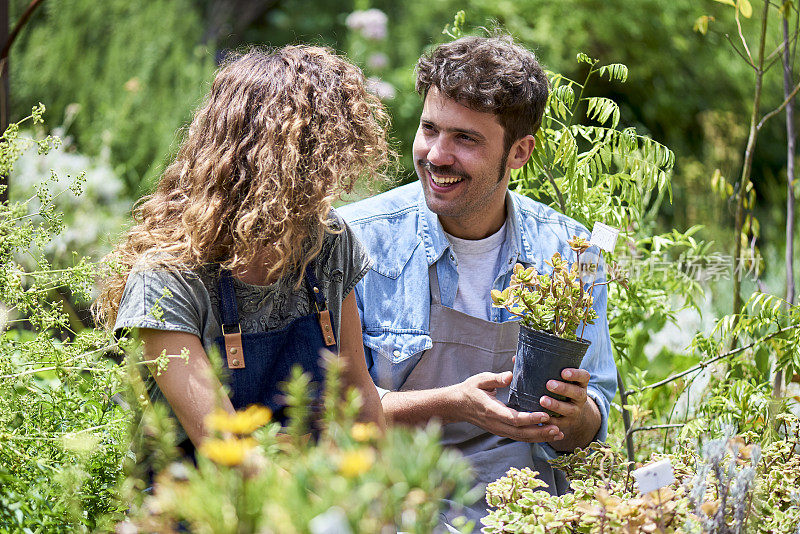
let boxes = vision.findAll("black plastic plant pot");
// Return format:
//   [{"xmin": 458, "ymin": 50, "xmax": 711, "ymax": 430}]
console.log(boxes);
[{"xmin": 508, "ymin": 325, "xmax": 590, "ymax": 416}]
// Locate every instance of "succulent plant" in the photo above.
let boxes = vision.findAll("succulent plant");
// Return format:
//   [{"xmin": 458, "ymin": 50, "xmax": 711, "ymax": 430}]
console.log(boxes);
[{"xmin": 491, "ymin": 235, "xmax": 624, "ymax": 341}]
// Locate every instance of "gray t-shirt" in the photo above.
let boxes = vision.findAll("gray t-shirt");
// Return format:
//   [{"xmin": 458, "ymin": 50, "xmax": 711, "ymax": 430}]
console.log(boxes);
[{"xmin": 114, "ymin": 210, "xmax": 371, "ymax": 441}]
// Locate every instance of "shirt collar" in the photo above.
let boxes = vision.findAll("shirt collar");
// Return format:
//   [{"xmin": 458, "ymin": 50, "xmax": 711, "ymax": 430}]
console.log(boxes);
[
  {"xmin": 508, "ymin": 190, "xmax": 536, "ymax": 265},
  {"xmin": 417, "ymin": 186, "xmax": 536, "ymax": 267}
]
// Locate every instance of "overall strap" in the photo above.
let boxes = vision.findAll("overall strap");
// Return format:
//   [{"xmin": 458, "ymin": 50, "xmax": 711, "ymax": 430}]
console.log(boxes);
[
  {"xmin": 217, "ymin": 269, "xmax": 245, "ymax": 369},
  {"xmin": 304, "ymin": 263, "xmax": 336, "ymax": 347},
  {"xmin": 218, "ymin": 270, "xmax": 240, "ymax": 326},
  {"xmin": 304, "ymin": 263, "xmax": 328, "ymax": 311},
  {"xmin": 429, "ymin": 262, "xmax": 442, "ymax": 306}
]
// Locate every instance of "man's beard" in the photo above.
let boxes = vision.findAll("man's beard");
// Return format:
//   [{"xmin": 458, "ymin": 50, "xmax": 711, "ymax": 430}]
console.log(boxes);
[{"xmin": 497, "ymin": 151, "xmax": 508, "ymax": 183}]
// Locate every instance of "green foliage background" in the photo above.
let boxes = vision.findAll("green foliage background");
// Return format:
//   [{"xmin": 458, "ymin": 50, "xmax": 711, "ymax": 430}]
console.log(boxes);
[
  {"xmin": 4, "ymin": 0, "xmax": 800, "ymax": 531},
  {"xmin": 12, "ymin": 0, "xmax": 797, "ymax": 267},
  {"xmin": 12, "ymin": 0, "xmax": 215, "ymax": 196}
]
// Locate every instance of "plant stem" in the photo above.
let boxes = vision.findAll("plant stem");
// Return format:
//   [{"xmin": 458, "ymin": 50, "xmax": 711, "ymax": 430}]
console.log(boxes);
[
  {"xmin": 568, "ymin": 66, "xmax": 595, "ymax": 129},
  {"xmin": 626, "ymin": 423, "xmax": 685, "ymax": 436},
  {"xmin": 733, "ymin": 0, "xmax": 771, "ymax": 319},
  {"xmin": 777, "ymin": 12, "xmax": 798, "ymax": 399},
  {"xmin": 616, "ymin": 370, "xmax": 636, "ymax": 467},
  {"xmin": 543, "ymin": 166, "xmax": 567, "ymax": 213},
  {"xmin": 0, "ymin": 0, "xmax": 48, "ymax": 205}
]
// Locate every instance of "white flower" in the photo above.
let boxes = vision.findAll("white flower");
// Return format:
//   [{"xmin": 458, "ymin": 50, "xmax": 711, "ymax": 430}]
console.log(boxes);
[
  {"xmin": 365, "ymin": 77, "xmax": 396, "ymax": 100},
  {"xmin": 345, "ymin": 9, "xmax": 388, "ymax": 41}
]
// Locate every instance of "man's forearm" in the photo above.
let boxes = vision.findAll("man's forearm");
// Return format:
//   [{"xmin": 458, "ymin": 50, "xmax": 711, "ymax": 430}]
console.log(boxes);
[
  {"xmin": 551, "ymin": 396, "xmax": 601, "ymax": 452},
  {"xmin": 381, "ymin": 386, "xmax": 461, "ymax": 426}
]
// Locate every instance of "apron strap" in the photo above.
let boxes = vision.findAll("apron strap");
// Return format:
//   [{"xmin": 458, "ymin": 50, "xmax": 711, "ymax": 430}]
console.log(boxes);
[
  {"xmin": 216, "ymin": 262, "xmax": 337, "ymax": 363},
  {"xmin": 304, "ymin": 263, "xmax": 337, "ymax": 348},
  {"xmin": 218, "ymin": 269, "xmax": 239, "ymax": 327},
  {"xmin": 217, "ymin": 269, "xmax": 245, "ymax": 369},
  {"xmin": 428, "ymin": 262, "xmax": 443, "ymax": 306},
  {"xmin": 303, "ymin": 263, "xmax": 328, "ymax": 311}
]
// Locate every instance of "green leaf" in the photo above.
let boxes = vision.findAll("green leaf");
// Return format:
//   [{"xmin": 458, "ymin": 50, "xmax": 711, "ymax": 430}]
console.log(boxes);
[
  {"xmin": 738, "ymin": 0, "xmax": 753, "ymax": 17},
  {"xmin": 598, "ymin": 63, "xmax": 629, "ymax": 83},
  {"xmin": 714, "ymin": 0, "xmax": 736, "ymax": 6},
  {"xmin": 693, "ymin": 15, "xmax": 714, "ymax": 35},
  {"xmin": 586, "ymin": 97, "xmax": 620, "ymax": 127}
]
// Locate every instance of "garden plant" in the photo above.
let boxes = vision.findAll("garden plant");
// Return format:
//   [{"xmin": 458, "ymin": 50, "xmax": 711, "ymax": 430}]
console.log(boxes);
[{"xmin": 491, "ymin": 237, "xmax": 626, "ymax": 414}]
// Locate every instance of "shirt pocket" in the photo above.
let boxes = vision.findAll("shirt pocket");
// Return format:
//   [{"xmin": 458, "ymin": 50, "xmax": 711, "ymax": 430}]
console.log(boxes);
[{"xmin": 363, "ymin": 329, "xmax": 432, "ymax": 391}]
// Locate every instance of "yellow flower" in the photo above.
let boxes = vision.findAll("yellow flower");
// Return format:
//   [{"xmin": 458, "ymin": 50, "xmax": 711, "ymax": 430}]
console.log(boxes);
[
  {"xmin": 205, "ymin": 405, "xmax": 272, "ymax": 435},
  {"xmin": 199, "ymin": 437, "xmax": 257, "ymax": 467},
  {"xmin": 338, "ymin": 448, "xmax": 375, "ymax": 478},
  {"xmin": 350, "ymin": 422, "xmax": 379, "ymax": 442}
]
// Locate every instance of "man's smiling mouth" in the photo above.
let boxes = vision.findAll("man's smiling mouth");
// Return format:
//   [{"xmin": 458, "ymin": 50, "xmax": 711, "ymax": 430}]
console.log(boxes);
[
  {"xmin": 430, "ymin": 173, "xmax": 463, "ymax": 186},
  {"xmin": 422, "ymin": 160, "xmax": 467, "ymax": 187}
]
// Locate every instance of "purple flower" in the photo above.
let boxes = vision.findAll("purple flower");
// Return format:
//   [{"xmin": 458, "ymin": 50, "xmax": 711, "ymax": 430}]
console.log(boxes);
[
  {"xmin": 367, "ymin": 52, "xmax": 389, "ymax": 70},
  {"xmin": 345, "ymin": 9, "xmax": 388, "ymax": 41}
]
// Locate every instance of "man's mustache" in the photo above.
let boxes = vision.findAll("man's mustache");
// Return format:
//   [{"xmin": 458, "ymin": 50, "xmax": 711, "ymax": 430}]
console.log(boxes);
[{"xmin": 419, "ymin": 160, "xmax": 469, "ymax": 180}]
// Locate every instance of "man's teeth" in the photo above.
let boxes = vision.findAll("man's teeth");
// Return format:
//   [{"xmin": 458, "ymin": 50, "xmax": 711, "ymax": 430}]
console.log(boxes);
[{"xmin": 431, "ymin": 173, "xmax": 463, "ymax": 185}]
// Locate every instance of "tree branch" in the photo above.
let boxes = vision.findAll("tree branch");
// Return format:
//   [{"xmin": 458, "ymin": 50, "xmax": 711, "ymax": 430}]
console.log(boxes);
[
  {"xmin": 543, "ymin": 166, "xmax": 567, "ymax": 213},
  {"xmin": 626, "ymin": 423, "xmax": 685, "ymax": 437},
  {"xmin": 0, "ymin": 0, "xmax": 45, "ymax": 61},
  {"xmin": 725, "ymin": 33, "xmax": 756, "ymax": 68},
  {"xmin": 617, "ymin": 370, "xmax": 636, "ymax": 466},
  {"xmin": 757, "ymin": 80, "xmax": 800, "ymax": 131},
  {"xmin": 631, "ymin": 324, "xmax": 800, "ymax": 393}
]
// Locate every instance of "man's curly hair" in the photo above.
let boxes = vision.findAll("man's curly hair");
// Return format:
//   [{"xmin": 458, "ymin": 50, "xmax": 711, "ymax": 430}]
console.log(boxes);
[
  {"xmin": 95, "ymin": 45, "xmax": 393, "ymax": 329},
  {"xmin": 415, "ymin": 35, "xmax": 549, "ymax": 152}
]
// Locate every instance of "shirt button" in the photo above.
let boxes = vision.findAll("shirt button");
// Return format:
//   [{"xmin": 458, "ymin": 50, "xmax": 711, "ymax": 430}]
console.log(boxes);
[{"xmin": 393, "ymin": 349, "xmax": 401, "ymax": 358}]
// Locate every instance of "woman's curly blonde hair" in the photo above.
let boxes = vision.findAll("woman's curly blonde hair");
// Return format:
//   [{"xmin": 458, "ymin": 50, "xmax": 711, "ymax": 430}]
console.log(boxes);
[{"xmin": 95, "ymin": 45, "xmax": 392, "ymax": 329}]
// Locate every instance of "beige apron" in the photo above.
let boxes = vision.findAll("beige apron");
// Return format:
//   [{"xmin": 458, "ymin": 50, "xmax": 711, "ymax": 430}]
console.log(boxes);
[{"xmin": 400, "ymin": 265, "xmax": 568, "ymax": 526}]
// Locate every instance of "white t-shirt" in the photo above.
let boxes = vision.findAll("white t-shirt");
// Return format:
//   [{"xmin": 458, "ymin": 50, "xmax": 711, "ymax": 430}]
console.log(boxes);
[{"xmin": 444, "ymin": 221, "xmax": 507, "ymax": 320}]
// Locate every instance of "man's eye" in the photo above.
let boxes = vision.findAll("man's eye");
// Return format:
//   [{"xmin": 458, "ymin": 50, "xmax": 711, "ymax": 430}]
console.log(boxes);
[
  {"xmin": 457, "ymin": 134, "xmax": 475, "ymax": 143},
  {"xmin": 421, "ymin": 123, "xmax": 435, "ymax": 131}
]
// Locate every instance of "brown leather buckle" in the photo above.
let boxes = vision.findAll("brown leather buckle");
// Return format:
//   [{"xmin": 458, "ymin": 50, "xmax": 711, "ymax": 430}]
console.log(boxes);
[
  {"xmin": 318, "ymin": 310, "xmax": 336, "ymax": 347},
  {"xmin": 223, "ymin": 324, "xmax": 245, "ymax": 369}
]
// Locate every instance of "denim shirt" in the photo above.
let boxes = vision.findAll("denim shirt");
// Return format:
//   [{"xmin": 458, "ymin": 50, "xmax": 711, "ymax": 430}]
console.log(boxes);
[{"xmin": 339, "ymin": 181, "xmax": 617, "ymax": 448}]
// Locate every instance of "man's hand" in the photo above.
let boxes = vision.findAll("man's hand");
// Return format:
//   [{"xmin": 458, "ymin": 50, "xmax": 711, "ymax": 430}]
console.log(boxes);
[
  {"xmin": 539, "ymin": 368, "xmax": 601, "ymax": 452},
  {"xmin": 452, "ymin": 371, "xmax": 564, "ymax": 443}
]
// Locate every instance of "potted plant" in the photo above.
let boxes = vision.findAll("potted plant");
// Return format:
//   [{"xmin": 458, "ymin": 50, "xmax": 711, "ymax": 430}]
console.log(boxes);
[{"xmin": 491, "ymin": 236, "xmax": 623, "ymax": 415}]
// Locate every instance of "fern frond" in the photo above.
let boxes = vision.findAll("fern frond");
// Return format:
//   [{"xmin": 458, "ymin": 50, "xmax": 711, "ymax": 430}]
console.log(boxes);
[
  {"xmin": 599, "ymin": 63, "xmax": 629, "ymax": 82},
  {"xmin": 552, "ymin": 84, "xmax": 576, "ymax": 110},
  {"xmin": 586, "ymin": 97, "xmax": 620, "ymax": 128}
]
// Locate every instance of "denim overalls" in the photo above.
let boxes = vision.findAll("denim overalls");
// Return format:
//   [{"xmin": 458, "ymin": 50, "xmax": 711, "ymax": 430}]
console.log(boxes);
[{"xmin": 213, "ymin": 264, "xmax": 337, "ymax": 422}]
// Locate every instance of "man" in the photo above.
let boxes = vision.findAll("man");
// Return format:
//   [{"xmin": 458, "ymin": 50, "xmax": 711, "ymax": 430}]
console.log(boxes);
[{"xmin": 339, "ymin": 35, "xmax": 617, "ymax": 523}]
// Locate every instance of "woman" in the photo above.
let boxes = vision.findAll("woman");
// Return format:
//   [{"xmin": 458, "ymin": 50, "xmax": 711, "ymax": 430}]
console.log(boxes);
[{"xmin": 95, "ymin": 46, "xmax": 388, "ymax": 450}]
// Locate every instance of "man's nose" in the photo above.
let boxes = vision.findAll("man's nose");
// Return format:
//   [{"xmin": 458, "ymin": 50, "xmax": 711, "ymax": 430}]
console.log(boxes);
[{"xmin": 427, "ymin": 137, "xmax": 455, "ymax": 167}]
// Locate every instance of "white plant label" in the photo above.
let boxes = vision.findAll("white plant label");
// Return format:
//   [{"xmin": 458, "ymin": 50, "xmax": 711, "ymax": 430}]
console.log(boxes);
[
  {"xmin": 632, "ymin": 458, "xmax": 675, "ymax": 494},
  {"xmin": 590, "ymin": 221, "xmax": 620, "ymax": 252},
  {"xmin": 309, "ymin": 507, "xmax": 353, "ymax": 534}
]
